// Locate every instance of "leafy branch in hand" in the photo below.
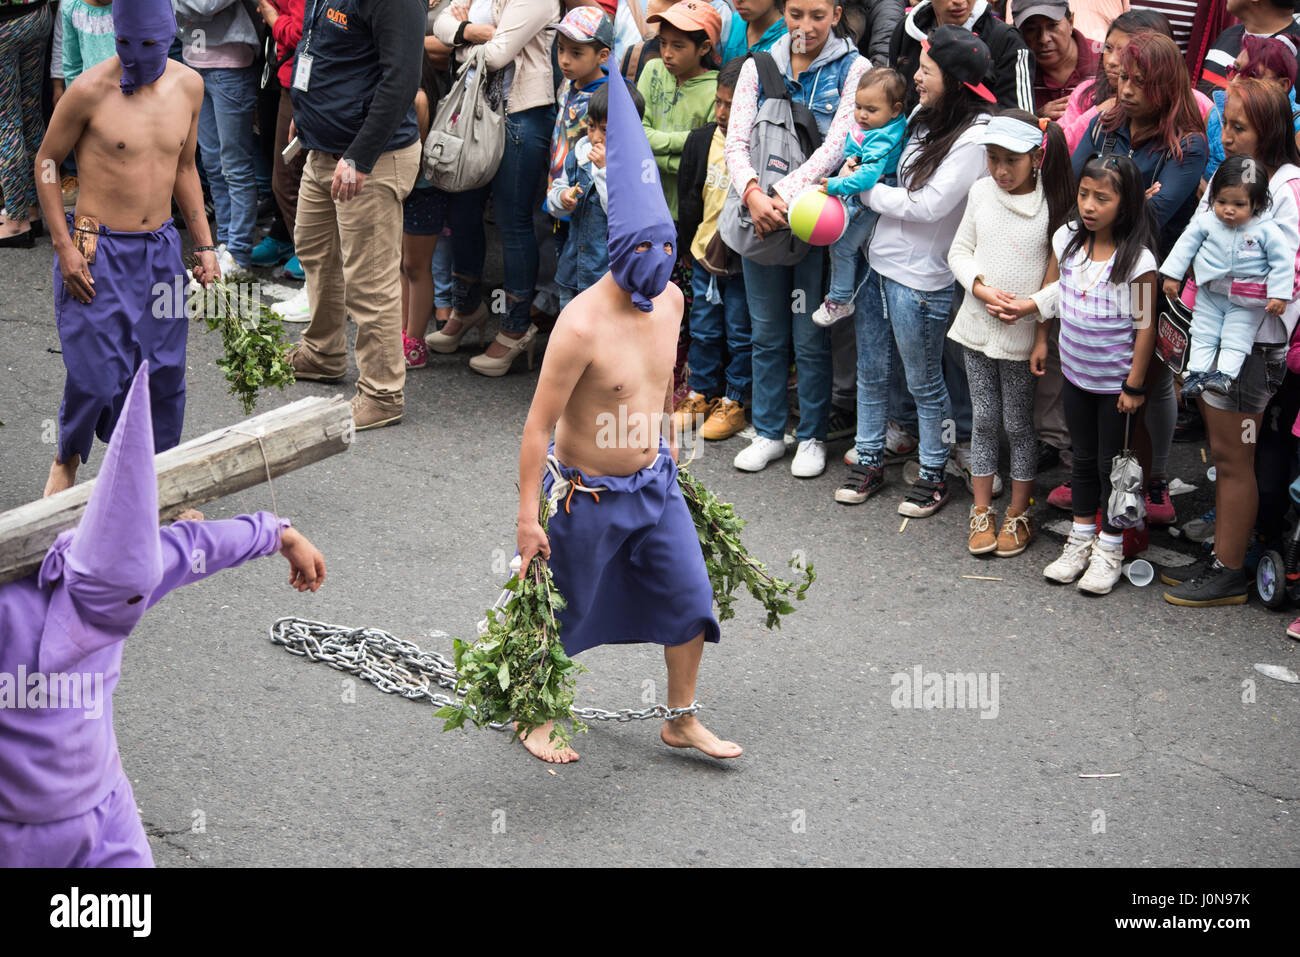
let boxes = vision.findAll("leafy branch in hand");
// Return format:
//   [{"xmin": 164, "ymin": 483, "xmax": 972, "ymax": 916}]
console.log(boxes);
[
  {"xmin": 187, "ymin": 270, "xmax": 295, "ymax": 415},
  {"xmin": 677, "ymin": 469, "xmax": 815, "ymax": 628}
]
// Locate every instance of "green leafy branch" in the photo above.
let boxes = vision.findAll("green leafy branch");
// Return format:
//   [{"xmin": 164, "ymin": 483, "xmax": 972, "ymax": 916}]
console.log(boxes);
[
  {"xmin": 187, "ymin": 272, "xmax": 295, "ymax": 415},
  {"xmin": 435, "ymin": 498, "xmax": 587, "ymax": 748},
  {"xmin": 677, "ymin": 468, "xmax": 815, "ymax": 629}
]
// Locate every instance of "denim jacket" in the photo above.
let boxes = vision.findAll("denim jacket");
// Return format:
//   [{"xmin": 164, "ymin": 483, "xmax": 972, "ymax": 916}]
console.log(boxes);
[
  {"xmin": 549, "ymin": 138, "xmax": 609, "ymax": 292},
  {"xmin": 759, "ymin": 33, "xmax": 860, "ymax": 140}
]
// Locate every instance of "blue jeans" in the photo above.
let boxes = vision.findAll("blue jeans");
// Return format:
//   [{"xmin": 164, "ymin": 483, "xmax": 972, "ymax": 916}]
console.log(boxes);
[
  {"xmin": 742, "ymin": 253, "xmax": 829, "ymax": 441},
  {"xmin": 446, "ymin": 104, "xmax": 555, "ymax": 333},
  {"xmin": 688, "ymin": 262, "xmax": 752, "ymax": 402},
  {"xmin": 826, "ymin": 199, "xmax": 878, "ymax": 305},
  {"xmin": 195, "ymin": 65, "xmax": 258, "ymax": 267},
  {"xmin": 432, "ymin": 236, "xmax": 453, "ymax": 309},
  {"xmin": 887, "ymin": 309, "xmax": 973, "ymax": 443},
  {"xmin": 854, "ymin": 269, "xmax": 956, "ymax": 471}
]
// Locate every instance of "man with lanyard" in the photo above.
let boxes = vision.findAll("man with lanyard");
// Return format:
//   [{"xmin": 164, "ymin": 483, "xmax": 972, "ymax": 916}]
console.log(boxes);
[{"xmin": 285, "ymin": 0, "xmax": 426, "ymax": 431}]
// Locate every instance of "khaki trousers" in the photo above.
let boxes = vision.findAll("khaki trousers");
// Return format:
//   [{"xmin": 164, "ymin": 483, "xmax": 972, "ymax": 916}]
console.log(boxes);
[
  {"xmin": 295, "ymin": 142, "xmax": 421, "ymax": 408},
  {"xmin": 1034, "ymin": 325, "xmax": 1071, "ymax": 450}
]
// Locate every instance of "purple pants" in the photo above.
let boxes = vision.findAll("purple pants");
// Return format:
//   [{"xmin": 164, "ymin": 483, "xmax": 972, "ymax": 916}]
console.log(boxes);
[
  {"xmin": 0, "ymin": 773, "xmax": 153, "ymax": 867},
  {"xmin": 541, "ymin": 442, "xmax": 720, "ymax": 656},
  {"xmin": 55, "ymin": 216, "xmax": 187, "ymax": 465}
]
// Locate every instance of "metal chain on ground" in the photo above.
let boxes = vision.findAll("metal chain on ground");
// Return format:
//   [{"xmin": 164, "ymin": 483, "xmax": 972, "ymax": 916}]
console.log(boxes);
[{"xmin": 268, "ymin": 617, "xmax": 700, "ymax": 728}]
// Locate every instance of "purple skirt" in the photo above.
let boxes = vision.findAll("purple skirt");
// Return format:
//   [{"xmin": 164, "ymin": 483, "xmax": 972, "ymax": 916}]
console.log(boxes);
[
  {"xmin": 541, "ymin": 443, "xmax": 719, "ymax": 656},
  {"xmin": 54, "ymin": 216, "xmax": 186, "ymax": 465}
]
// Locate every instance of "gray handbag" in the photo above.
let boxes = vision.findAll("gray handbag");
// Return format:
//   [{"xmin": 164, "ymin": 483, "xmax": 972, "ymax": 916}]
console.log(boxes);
[{"xmin": 423, "ymin": 45, "xmax": 505, "ymax": 192}]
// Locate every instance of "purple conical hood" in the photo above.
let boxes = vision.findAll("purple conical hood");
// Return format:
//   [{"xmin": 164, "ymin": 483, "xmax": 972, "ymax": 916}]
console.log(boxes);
[
  {"xmin": 113, "ymin": 0, "xmax": 176, "ymax": 95},
  {"xmin": 604, "ymin": 75, "xmax": 677, "ymax": 312},
  {"xmin": 67, "ymin": 363, "xmax": 163, "ymax": 595}
]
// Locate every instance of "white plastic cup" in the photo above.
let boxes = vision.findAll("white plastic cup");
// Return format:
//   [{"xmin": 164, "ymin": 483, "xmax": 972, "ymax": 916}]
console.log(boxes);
[{"xmin": 1123, "ymin": 559, "xmax": 1154, "ymax": 587}]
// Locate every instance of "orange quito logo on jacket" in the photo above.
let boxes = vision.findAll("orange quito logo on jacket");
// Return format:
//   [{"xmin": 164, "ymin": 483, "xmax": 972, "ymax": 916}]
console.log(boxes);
[{"xmin": 327, "ymin": 7, "xmax": 348, "ymax": 27}]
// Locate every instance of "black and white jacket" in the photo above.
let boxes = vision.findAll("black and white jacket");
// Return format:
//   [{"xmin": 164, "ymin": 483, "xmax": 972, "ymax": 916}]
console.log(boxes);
[{"xmin": 888, "ymin": 0, "xmax": 1034, "ymax": 115}]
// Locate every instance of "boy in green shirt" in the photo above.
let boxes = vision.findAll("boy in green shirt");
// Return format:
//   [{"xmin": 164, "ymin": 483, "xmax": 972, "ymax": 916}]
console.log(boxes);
[{"xmin": 637, "ymin": 0, "xmax": 720, "ymax": 225}]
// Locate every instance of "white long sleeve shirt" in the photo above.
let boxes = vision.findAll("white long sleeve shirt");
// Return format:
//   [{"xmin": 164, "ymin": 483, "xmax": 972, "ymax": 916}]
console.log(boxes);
[{"xmin": 863, "ymin": 113, "xmax": 991, "ymax": 291}]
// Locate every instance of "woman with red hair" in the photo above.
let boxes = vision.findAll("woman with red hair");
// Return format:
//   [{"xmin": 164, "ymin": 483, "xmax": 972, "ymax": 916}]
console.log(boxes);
[
  {"xmin": 1205, "ymin": 34, "xmax": 1300, "ymax": 180},
  {"xmin": 1065, "ymin": 30, "xmax": 1207, "ymax": 530},
  {"xmin": 1164, "ymin": 77, "xmax": 1300, "ymax": 606}
]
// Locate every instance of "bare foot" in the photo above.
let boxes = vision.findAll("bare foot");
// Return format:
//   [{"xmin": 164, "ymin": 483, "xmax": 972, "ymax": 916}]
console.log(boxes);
[
  {"xmin": 516, "ymin": 720, "xmax": 579, "ymax": 764},
  {"xmin": 44, "ymin": 456, "xmax": 79, "ymax": 497},
  {"xmin": 174, "ymin": 508, "xmax": 205, "ymax": 522},
  {"xmin": 659, "ymin": 715, "xmax": 742, "ymax": 759}
]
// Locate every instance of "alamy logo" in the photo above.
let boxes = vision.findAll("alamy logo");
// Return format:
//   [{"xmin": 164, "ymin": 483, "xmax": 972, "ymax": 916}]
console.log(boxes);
[
  {"xmin": 50, "ymin": 887, "xmax": 151, "ymax": 937},
  {"xmin": 0, "ymin": 667, "xmax": 104, "ymax": 719},
  {"xmin": 890, "ymin": 665, "xmax": 1000, "ymax": 719}
]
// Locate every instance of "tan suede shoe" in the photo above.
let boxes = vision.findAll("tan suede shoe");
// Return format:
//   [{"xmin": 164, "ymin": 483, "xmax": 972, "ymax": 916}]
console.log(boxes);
[
  {"xmin": 996, "ymin": 508, "xmax": 1033, "ymax": 557},
  {"xmin": 968, "ymin": 505, "xmax": 997, "ymax": 555},
  {"xmin": 698, "ymin": 398, "xmax": 746, "ymax": 440}
]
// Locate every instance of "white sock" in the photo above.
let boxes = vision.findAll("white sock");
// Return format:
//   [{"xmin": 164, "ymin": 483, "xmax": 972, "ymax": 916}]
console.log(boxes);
[
  {"xmin": 1099, "ymin": 531, "xmax": 1123, "ymax": 547},
  {"xmin": 1072, "ymin": 522, "xmax": 1098, "ymax": 537}
]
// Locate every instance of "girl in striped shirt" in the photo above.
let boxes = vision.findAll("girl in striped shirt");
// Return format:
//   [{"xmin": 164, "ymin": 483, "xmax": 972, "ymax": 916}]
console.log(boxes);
[{"xmin": 1006, "ymin": 153, "xmax": 1160, "ymax": 594}]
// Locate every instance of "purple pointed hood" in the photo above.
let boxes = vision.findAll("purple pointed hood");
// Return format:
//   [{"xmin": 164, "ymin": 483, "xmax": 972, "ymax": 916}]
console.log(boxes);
[
  {"xmin": 113, "ymin": 0, "xmax": 176, "ymax": 95},
  {"xmin": 604, "ymin": 75, "xmax": 677, "ymax": 312},
  {"xmin": 64, "ymin": 362, "xmax": 163, "ymax": 612}
]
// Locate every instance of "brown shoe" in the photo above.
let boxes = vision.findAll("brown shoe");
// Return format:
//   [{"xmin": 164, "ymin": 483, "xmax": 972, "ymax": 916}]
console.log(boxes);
[
  {"xmin": 287, "ymin": 344, "xmax": 345, "ymax": 382},
  {"xmin": 968, "ymin": 505, "xmax": 997, "ymax": 555},
  {"xmin": 672, "ymin": 391, "xmax": 718, "ymax": 434},
  {"xmin": 698, "ymin": 397, "xmax": 747, "ymax": 440},
  {"xmin": 350, "ymin": 392, "xmax": 402, "ymax": 431},
  {"xmin": 996, "ymin": 508, "xmax": 1033, "ymax": 557}
]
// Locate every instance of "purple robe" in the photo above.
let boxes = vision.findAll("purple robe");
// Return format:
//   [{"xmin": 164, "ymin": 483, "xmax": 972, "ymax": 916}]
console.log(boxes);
[
  {"xmin": 541, "ymin": 441, "xmax": 719, "ymax": 656},
  {"xmin": 55, "ymin": 215, "xmax": 187, "ymax": 465},
  {"xmin": 0, "ymin": 513, "xmax": 285, "ymax": 867}
]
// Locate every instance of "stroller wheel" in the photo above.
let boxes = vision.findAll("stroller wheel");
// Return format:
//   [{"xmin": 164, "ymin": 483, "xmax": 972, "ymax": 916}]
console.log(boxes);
[{"xmin": 1256, "ymin": 550, "xmax": 1286, "ymax": 609}]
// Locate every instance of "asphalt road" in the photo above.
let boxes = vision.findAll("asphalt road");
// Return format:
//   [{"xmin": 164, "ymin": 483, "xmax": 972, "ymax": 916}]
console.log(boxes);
[{"xmin": 1, "ymin": 234, "xmax": 1297, "ymax": 868}]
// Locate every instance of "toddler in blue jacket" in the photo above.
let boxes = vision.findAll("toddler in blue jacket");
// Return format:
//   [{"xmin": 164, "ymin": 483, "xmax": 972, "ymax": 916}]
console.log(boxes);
[
  {"xmin": 1160, "ymin": 155, "xmax": 1294, "ymax": 397},
  {"xmin": 812, "ymin": 67, "xmax": 907, "ymax": 327}
]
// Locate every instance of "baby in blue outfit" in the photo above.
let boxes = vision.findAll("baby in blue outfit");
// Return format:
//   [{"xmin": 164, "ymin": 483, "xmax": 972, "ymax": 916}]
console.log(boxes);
[
  {"xmin": 1160, "ymin": 154, "xmax": 1293, "ymax": 398},
  {"xmin": 812, "ymin": 67, "xmax": 907, "ymax": 327}
]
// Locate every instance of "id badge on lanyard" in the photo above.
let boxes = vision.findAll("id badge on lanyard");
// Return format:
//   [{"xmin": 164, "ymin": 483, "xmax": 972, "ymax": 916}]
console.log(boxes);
[{"xmin": 295, "ymin": 0, "xmax": 322, "ymax": 92}]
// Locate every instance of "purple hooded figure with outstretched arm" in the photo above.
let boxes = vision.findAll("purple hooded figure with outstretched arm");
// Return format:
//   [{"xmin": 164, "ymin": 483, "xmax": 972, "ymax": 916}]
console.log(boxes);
[{"xmin": 0, "ymin": 365, "xmax": 326, "ymax": 867}]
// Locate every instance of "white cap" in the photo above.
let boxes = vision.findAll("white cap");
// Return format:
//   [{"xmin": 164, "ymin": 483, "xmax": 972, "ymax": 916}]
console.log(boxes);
[{"xmin": 979, "ymin": 114, "xmax": 1045, "ymax": 153}]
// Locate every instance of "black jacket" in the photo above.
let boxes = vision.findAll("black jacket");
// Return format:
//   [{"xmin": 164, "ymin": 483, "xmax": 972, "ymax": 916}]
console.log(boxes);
[
  {"xmin": 888, "ymin": 0, "xmax": 1034, "ymax": 115},
  {"xmin": 676, "ymin": 121, "xmax": 716, "ymax": 256}
]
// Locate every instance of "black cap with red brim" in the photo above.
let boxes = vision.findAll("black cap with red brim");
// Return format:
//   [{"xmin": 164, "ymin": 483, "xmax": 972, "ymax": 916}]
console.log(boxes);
[{"xmin": 922, "ymin": 24, "xmax": 997, "ymax": 104}]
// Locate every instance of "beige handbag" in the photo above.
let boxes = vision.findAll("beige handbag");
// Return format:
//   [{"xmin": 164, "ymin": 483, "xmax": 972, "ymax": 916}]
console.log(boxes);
[{"xmin": 422, "ymin": 45, "xmax": 505, "ymax": 192}]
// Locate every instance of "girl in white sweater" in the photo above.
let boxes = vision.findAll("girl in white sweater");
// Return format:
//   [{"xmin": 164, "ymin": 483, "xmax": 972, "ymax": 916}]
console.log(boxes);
[{"xmin": 947, "ymin": 110, "xmax": 1074, "ymax": 557}]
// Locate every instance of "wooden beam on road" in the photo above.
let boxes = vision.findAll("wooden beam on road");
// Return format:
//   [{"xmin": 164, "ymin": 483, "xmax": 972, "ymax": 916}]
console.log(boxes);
[{"xmin": 0, "ymin": 395, "xmax": 353, "ymax": 586}]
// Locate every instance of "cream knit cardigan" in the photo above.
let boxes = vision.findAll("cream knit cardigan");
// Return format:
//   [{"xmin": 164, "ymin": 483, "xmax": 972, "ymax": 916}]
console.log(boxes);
[{"xmin": 947, "ymin": 176, "xmax": 1053, "ymax": 361}]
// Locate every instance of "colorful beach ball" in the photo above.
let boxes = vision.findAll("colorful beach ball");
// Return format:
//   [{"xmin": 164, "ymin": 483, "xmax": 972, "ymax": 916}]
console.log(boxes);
[{"xmin": 788, "ymin": 190, "xmax": 848, "ymax": 246}]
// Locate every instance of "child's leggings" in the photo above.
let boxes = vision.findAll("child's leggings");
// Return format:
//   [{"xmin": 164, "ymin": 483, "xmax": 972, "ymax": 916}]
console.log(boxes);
[
  {"xmin": 963, "ymin": 348, "xmax": 1037, "ymax": 482},
  {"xmin": 1062, "ymin": 378, "xmax": 1128, "ymax": 534},
  {"xmin": 1190, "ymin": 285, "xmax": 1266, "ymax": 378}
]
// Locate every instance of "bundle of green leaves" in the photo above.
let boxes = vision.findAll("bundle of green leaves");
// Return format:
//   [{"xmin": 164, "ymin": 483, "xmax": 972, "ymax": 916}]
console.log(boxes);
[
  {"xmin": 677, "ymin": 469, "xmax": 815, "ymax": 628},
  {"xmin": 187, "ymin": 274, "xmax": 295, "ymax": 415},
  {"xmin": 436, "ymin": 501, "xmax": 587, "ymax": 748}
]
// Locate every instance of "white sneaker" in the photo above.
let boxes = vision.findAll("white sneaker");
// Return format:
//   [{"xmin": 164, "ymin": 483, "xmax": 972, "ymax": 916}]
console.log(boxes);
[
  {"xmin": 949, "ymin": 442, "xmax": 1004, "ymax": 498},
  {"xmin": 791, "ymin": 438, "xmax": 826, "ymax": 478},
  {"xmin": 1043, "ymin": 528, "xmax": 1097, "ymax": 583},
  {"xmin": 843, "ymin": 446, "xmax": 858, "ymax": 466},
  {"xmin": 271, "ymin": 285, "xmax": 311, "ymax": 323},
  {"xmin": 884, "ymin": 421, "xmax": 918, "ymax": 464},
  {"xmin": 215, "ymin": 245, "xmax": 249, "ymax": 281},
  {"xmin": 1077, "ymin": 538, "xmax": 1124, "ymax": 595},
  {"xmin": 733, "ymin": 435, "xmax": 786, "ymax": 472}
]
